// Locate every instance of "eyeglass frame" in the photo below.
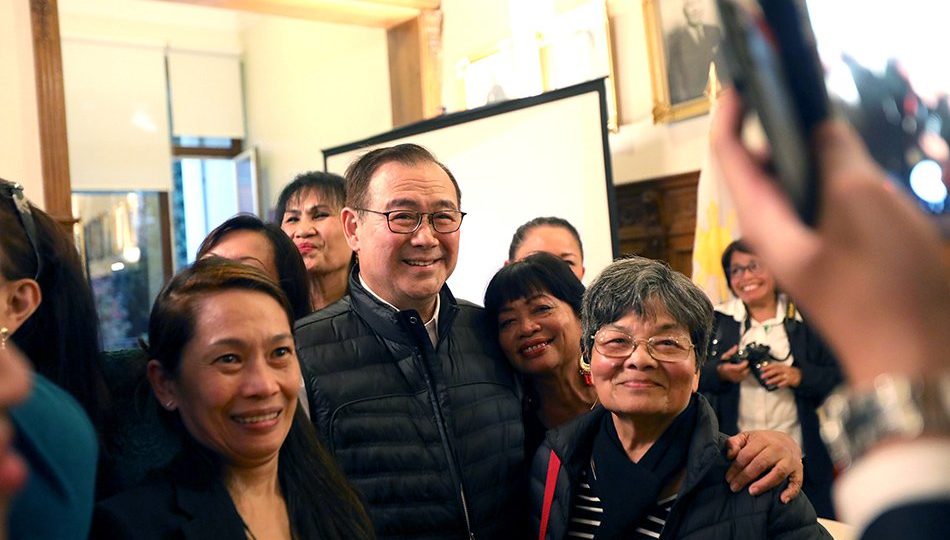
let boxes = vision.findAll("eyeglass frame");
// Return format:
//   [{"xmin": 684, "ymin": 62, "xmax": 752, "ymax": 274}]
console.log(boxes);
[
  {"xmin": 355, "ymin": 208, "xmax": 467, "ymax": 234},
  {"xmin": 590, "ymin": 328, "xmax": 695, "ymax": 363},
  {"xmin": 0, "ymin": 178, "xmax": 43, "ymax": 280},
  {"xmin": 727, "ymin": 260, "xmax": 764, "ymax": 279}
]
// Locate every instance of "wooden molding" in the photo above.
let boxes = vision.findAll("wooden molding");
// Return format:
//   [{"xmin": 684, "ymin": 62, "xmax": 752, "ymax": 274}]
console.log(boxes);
[
  {"xmin": 160, "ymin": 0, "xmax": 439, "ymax": 28},
  {"xmin": 387, "ymin": 9, "xmax": 443, "ymax": 127},
  {"xmin": 30, "ymin": 0, "xmax": 75, "ymax": 227},
  {"xmin": 418, "ymin": 9, "xmax": 443, "ymax": 118}
]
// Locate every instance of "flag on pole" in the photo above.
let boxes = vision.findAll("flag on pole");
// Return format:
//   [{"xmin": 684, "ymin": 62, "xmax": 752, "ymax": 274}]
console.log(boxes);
[
  {"xmin": 691, "ymin": 146, "xmax": 739, "ymax": 305},
  {"xmin": 691, "ymin": 65, "xmax": 740, "ymax": 305}
]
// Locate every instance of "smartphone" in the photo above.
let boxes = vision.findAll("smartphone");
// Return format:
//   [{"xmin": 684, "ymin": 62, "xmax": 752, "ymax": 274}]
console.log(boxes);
[{"xmin": 715, "ymin": 0, "xmax": 831, "ymax": 226}]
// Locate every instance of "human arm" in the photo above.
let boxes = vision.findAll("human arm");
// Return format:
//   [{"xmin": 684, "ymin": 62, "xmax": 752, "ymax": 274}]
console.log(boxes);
[
  {"xmin": 711, "ymin": 88, "xmax": 950, "ymax": 530},
  {"xmin": 709, "ymin": 89, "xmax": 950, "ymax": 391},
  {"xmin": 716, "ymin": 347, "xmax": 749, "ymax": 384},
  {"xmin": 8, "ymin": 374, "xmax": 98, "ymax": 540},
  {"xmin": 724, "ymin": 430, "xmax": 804, "ymax": 503},
  {"xmin": 699, "ymin": 316, "xmax": 747, "ymax": 392}
]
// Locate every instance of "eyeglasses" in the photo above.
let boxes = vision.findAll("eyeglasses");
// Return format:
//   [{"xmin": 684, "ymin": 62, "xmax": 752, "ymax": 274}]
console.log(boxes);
[
  {"xmin": 591, "ymin": 328, "xmax": 694, "ymax": 363},
  {"xmin": 728, "ymin": 260, "xmax": 763, "ymax": 279},
  {"xmin": 0, "ymin": 178, "xmax": 43, "ymax": 280},
  {"xmin": 356, "ymin": 208, "xmax": 467, "ymax": 234}
]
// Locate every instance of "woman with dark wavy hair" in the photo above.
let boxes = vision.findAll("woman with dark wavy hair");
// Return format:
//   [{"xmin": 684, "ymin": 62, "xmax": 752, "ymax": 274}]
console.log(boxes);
[{"xmin": 92, "ymin": 258, "xmax": 373, "ymax": 539}]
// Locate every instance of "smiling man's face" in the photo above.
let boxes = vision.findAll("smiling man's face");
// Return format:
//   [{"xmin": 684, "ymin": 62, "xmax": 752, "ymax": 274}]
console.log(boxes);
[{"xmin": 342, "ymin": 160, "xmax": 460, "ymax": 317}]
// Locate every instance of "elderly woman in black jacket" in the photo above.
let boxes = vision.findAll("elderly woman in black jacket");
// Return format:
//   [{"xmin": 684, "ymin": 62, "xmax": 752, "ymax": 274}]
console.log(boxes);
[{"xmin": 531, "ymin": 256, "xmax": 830, "ymax": 540}]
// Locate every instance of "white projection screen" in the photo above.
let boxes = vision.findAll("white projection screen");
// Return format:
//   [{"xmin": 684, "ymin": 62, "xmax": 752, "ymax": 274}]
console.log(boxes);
[{"xmin": 323, "ymin": 79, "xmax": 618, "ymax": 305}]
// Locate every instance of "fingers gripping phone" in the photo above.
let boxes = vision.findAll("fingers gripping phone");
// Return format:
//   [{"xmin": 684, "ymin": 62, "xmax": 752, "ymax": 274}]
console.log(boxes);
[{"xmin": 716, "ymin": 0, "xmax": 831, "ymax": 226}]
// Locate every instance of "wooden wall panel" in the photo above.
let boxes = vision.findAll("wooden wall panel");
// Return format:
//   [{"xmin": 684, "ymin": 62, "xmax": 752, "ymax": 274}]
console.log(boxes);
[
  {"xmin": 615, "ymin": 171, "xmax": 699, "ymax": 277},
  {"xmin": 387, "ymin": 10, "xmax": 442, "ymax": 127}
]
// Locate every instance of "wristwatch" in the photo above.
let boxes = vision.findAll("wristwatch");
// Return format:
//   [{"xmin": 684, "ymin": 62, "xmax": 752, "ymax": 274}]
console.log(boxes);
[{"xmin": 820, "ymin": 372, "xmax": 950, "ymax": 468}]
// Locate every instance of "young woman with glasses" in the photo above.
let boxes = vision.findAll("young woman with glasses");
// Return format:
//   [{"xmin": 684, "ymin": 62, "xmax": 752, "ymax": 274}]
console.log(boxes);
[{"xmin": 699, "ymin": 239, "xmax": 842, "ymax": 518}]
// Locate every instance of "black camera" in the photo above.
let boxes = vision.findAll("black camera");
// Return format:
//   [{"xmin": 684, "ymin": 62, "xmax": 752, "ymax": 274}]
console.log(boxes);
[{"xmin": 733, "ymin": 342, "xmax": 778, "ymax": 391}]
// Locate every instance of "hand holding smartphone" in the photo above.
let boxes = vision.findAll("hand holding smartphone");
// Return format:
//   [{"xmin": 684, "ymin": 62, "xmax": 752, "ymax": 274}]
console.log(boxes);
[{"xmin": 715, "ymin": 0, "xmax": 831, "ymax": 226}]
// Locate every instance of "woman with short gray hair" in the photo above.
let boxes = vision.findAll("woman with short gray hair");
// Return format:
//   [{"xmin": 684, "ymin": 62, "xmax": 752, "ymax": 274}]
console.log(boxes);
[{"xmin": 530, "ymin": 256, "xmax": 830, "ymax": 539}]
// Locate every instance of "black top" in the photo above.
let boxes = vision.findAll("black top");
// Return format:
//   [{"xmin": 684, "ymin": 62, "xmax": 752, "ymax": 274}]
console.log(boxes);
[
  {"xmin": 699, "ymin": 308, "xmax": 842, "ymax": 518},
  {"xmin": 91, "ymin": 454, "xmax": 246, "ymax": 540},
  {"xmin": 529, "ymin": 396, "xmax": 831, "ymax": 540},
  {"xmin": 295, "ymin": 266, "xmax": 525, "ymax": 539}
]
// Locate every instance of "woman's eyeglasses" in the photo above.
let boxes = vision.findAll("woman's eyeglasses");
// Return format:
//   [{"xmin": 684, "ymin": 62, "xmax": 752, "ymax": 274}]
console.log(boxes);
[
  {"xmin": 0, "ymin": 178, "xmax": 43, "ymax": 280},
  {"xmin": 591, "ymin": 329, "xmax": 694, "ymax": 363}
]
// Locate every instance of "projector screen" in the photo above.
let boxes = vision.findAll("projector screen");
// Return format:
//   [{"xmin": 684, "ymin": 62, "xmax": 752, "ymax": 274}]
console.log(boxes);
[{"xmin": 323, "ymin": 79, "xmax": 618, "ymax": 305}]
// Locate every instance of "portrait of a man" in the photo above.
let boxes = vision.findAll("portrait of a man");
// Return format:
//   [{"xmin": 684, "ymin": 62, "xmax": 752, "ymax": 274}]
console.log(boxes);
[{"xmin": 665, "ymin": 0, "xmax": 721, "ymax": 104}]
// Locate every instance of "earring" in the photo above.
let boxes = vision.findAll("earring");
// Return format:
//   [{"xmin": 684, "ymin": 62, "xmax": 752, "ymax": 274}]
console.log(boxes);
[
  {"xmin": 164, "ymin": 400, "xmax": 175, "ymax": 410},
  {"xmin": 579, "ymin": 355, "xmax": 593, "ymax": 386},
  {"xmin": 0, "ymin": 327, "xmax": 9, "ymax": 349}
]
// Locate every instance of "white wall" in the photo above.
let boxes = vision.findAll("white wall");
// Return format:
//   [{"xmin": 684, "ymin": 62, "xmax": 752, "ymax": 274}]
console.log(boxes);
[
  {"xmin": 0, "ymin": 1, "xmax": 44, "ymax": 206},
  {"xmin": 440, "ymin": 0, "xmax": 513, "ymax": 113},
  {"xmin": 438, "ymin": 0, "xmax": 709, "ymax": 185},
  {"xmin": 241, "ymin": 16, "xmax": 393, "ymax": 212},
  {"xmin": 58, "ymin": 0, "xmax": 393, "ymax": 216}
]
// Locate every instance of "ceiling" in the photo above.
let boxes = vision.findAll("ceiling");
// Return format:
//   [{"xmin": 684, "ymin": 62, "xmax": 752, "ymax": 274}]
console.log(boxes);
[{"xmin": 158, "ymin": 0, "xmax": 440, "ymax": 28}]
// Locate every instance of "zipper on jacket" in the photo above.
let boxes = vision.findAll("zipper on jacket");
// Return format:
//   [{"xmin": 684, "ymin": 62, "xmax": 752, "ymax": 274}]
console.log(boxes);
[
  {"xmin": 412, "ymin": 344, "xmax": 476, "ymax": 540},
  {"xmin": 459, "ymin": 487, "xmax": 475, "ymax": 540}
]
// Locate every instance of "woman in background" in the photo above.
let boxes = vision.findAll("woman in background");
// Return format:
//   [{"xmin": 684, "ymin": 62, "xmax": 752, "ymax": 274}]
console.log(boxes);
[
  {"xmin": 700, "ymin": 239, "xmax": 841, "ymax": 518},
  {"xmin": 275, "ymin": 172, "xmax": 353, "ymax": 310},
  {"xmin": 197, "ymin": 214, "xmax": 311, "ymax": 319},
  {"xmin": 484, "ymin": 253, "xmax": 594, "ymax": 456},
  {"xmin": 92, "ymin": 258, "xmax": 373, "ymax": 539}
]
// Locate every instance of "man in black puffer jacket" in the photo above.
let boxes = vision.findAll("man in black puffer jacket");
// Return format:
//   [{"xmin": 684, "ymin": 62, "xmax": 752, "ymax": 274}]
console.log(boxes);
[{"xmin": 295, "ymin": 144, "xmax": 524, "ymax": 539}]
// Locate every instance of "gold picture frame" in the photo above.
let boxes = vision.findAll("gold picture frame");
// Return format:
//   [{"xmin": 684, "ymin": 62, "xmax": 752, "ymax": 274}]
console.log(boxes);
[{"xmin": 643, "ymin": 0, "xmax": 720, "ymax": 123}]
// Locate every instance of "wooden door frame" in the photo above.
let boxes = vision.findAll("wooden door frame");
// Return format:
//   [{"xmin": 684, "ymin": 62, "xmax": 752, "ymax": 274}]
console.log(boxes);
[{"xmin": 30, "ymin": 0, "xmax": 75, "ymax": 227}]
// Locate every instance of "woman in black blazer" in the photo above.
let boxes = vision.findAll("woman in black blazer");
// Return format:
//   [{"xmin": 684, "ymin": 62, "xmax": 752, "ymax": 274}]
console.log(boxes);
[
  {"xmin": 92, "ymin": 258, "xmax": 373, "ymax": 539},
  {"xmin": 699, "ymin": 240, "xmax": 842, "ymax": 519}
]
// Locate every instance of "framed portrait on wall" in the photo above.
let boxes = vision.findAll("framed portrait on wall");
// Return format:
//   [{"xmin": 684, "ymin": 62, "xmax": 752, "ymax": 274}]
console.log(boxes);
[{"xmin": 643, "ymin": 0, "xmax": 722, "ymax": 122}]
